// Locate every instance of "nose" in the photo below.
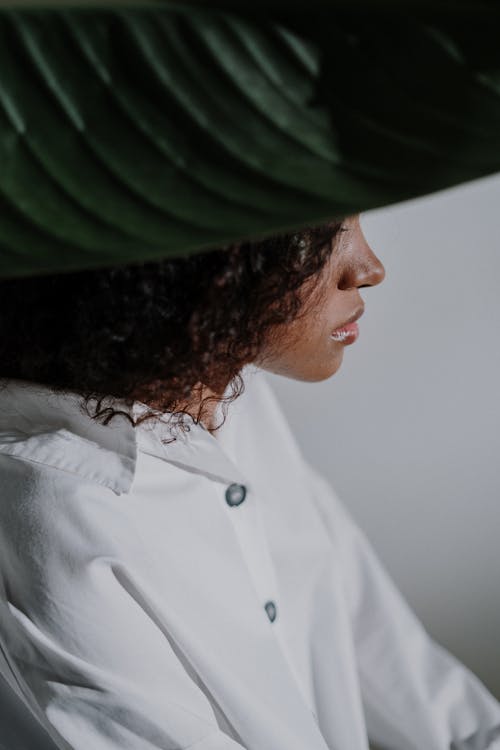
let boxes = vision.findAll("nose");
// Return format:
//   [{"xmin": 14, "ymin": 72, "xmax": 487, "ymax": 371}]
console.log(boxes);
[
  {"xmin": 356, "ymin": 244, "xmax": 385, "ymax": 289},
  {"xmin": 337, "ymin": 228, "xmax": 385, "ymax": 291}
]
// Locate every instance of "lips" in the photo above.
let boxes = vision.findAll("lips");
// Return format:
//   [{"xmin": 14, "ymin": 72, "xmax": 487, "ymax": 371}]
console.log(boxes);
[
  {"xmin": 330, "ymin": 306, "xmax": 364, "ymax": 345},
  {"xmin": 332, "ymin": 305, "xmax": 364, "ymax": 333}
]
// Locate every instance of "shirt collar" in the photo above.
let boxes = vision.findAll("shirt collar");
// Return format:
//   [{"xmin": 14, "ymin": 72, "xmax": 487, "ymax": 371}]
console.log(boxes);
[{"xmin": 0, "ymin": 379, "xmax": 248, "ymax": 495}]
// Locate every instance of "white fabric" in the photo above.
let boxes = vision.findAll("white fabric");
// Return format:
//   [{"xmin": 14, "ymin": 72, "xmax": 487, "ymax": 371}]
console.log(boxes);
[{"xmin": 0, "ymin": 366, "xmax": 498, "ymax": 750}]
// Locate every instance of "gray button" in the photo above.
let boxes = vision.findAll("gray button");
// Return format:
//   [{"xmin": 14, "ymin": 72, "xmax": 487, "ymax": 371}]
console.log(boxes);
[
  {"xmin": 225, "ymin": 483, "xmax": 246, "ymax": 507},
  {"xmin": 264, "ymin": 600, "xmax": 277, "ymax": 623}
]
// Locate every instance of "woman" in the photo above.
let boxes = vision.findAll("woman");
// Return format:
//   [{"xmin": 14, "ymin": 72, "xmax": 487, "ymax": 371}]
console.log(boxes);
[{"xmin": 0, "ymin": 214, "xmax": 498, "ymax": 750}]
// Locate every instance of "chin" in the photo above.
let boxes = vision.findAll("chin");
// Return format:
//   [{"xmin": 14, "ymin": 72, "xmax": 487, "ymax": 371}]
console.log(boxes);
[
  {"xmin": 308, "ymin": 367, "xmax": 342, "ymax": 382},
  {"xmin": 259, "ymin": 350, "xmax": 344, "ymax": 382},
  {"xmin": 294, "ymin": 355, "xmax": 344, "ymax": 382}
]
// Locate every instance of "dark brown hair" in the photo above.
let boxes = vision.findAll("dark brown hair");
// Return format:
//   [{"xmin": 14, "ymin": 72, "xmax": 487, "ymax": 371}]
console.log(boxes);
[{"xmin": 0, "ymin": 220, "xmax": 345, "ymax": 439}]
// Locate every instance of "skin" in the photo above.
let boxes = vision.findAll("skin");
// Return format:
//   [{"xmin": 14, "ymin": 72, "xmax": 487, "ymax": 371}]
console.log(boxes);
[
  {"xmin": 256, "ymin": 213, "xmax": 385, "ymax": 381},
  {"xmin": 187, "ymin": 214, "xmax": 385, "ymax": 432}
]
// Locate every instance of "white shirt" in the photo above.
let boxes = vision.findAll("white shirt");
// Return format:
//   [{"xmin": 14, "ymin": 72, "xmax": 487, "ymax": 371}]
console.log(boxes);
[{"xmin": 0, "ymin": 366, "xmax": 498, "ymax": 750}]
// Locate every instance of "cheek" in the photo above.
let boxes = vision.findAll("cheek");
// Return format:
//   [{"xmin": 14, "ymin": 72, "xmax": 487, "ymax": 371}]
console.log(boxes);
[{"xmin": 262, "ymin": 320, "xmax": 346, "ymax": 382}]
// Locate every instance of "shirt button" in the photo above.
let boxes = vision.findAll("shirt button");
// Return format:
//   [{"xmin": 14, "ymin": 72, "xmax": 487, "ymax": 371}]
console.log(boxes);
[
  {"xmin": 225, "ymin": 483, "xmax": 247, "ymax": 507},
  {"xmin": 264, "ymin": 600, "xmax": 277, "ymax": 623}
]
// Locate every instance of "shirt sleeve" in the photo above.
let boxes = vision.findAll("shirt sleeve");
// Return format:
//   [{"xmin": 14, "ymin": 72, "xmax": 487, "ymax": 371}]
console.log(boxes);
[
  {"xmin": 0, "ymin": 458, "xmax": 246, "ymax": 750},
  {"xmin": 306, "ymin": 461, "xmax": 500, "ymax": 750}
]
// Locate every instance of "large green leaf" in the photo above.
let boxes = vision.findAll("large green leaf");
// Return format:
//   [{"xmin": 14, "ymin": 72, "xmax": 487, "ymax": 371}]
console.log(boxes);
[{"xmin": 0, "ymin": 1, "xmax": 499, "ymax": 276}]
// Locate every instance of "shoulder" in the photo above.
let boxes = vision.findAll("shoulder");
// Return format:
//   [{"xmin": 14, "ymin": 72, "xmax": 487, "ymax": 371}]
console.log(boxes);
[
  {"xmin": 232, "ymin": 369, "xmax": 355, "ymax": 523},
  {"xmin": 304, "ymin": 461, "xmax": 361, "ymax": 545},
  {"xmin": 237, "ymin": 369, "xmax": 345, "ymax": 490},
  {"xmin": 226, "ymin": 366, "xmax": 305, "ymax": 465},
  {"xmin": 0, "ymin": 452, "xmax": 136, "ymax": 583}
]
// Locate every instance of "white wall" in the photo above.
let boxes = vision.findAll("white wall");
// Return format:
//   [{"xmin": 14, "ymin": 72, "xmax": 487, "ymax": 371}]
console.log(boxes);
[{"xmin": 265, "ymin": 172, "xmax": 500, "ymax": 699}]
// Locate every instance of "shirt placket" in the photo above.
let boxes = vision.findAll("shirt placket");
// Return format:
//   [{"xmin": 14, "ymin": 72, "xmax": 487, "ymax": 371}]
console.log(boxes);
[
  {"xmin": 137, "ymin": 414, "xmax": 318, "ymax": 719},
  {"xmin": 217, "ymin": 477, "xmax": 318, "ymax": 719}
]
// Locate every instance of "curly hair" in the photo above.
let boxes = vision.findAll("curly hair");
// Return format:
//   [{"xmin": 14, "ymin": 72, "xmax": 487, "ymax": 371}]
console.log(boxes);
[{"xmin": 0, "ymin": 220, "xmax": 345, "ymax": 440}]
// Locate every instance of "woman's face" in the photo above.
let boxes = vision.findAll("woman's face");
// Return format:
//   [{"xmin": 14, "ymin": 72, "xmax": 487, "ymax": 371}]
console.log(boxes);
[{"xmin": 256, "ymin": 214, "xmax": 385, "ymax": 381}]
